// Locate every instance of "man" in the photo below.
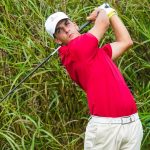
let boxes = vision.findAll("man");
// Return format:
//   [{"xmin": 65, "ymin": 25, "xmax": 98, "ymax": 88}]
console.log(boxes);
[{"xmin": 45, "ymin": 3, "xmax": 143, "ymax": 150}]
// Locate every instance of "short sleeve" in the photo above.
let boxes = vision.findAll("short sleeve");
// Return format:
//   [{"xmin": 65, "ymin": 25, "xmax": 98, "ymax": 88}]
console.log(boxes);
[{"xmin": 101, "ymin": 44, "xmax": 112, "ymax": 58}]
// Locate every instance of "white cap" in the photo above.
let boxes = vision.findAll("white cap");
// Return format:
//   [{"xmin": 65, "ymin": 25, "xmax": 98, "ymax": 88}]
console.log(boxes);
[{"xmin": 45, "ymin": 12, "xmax": 69, "ymax": 38}]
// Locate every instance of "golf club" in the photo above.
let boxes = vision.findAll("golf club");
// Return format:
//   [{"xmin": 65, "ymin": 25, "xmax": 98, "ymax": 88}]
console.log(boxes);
[{"xmin": 0, "ymin": 20, "xmax": 91, "ymax": 102}]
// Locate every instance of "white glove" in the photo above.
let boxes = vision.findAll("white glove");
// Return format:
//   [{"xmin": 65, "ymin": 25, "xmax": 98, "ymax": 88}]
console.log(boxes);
[{"xmin": 98, "ymin": 3, "xmax": 117, "ymax": 18}]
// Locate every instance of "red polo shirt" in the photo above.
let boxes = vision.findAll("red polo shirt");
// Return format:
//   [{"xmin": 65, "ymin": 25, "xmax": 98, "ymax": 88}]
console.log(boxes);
[{"xmin": 58, "ymin": 33, "xmax": 137, "ymax": 117}]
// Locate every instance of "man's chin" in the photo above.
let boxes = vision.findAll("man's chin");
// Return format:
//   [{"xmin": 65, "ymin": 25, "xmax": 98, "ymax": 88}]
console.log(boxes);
[
  {"xmin": 62, "ymin": 34, "xmax": 79, "ymax": 45},
  {"xmin": 69, "ymin": 34, "xmax": 78, "ymax": 41}
]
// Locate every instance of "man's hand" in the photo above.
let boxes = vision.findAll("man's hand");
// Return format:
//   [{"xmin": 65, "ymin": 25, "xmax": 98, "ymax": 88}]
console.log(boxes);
[
  {"xmin": 98, "ymin": 3, "xmax": 117, "ymax": 19},
  {"xmin": 86, "ymin": 8, "xmax": 99, "ymax": 22},
  {"xmin": 86, "ymin": 2, "xmax": 117, "ymax": 22}
]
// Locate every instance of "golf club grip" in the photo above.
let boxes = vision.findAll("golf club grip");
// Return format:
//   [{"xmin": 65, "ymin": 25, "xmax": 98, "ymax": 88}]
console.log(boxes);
[{"xmin": 1, "ymin": 21, "xmax": 91, "ymax": 102}]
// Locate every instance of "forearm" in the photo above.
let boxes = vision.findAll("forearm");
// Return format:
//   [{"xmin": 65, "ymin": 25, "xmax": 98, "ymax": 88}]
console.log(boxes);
[
  {"xmin": 110, "ymin": 15, "xmax": 133, "ymax": 44},
  {"xmin": 88, "ymin": 9, "xmax": 110, "ymax": 41},
  {"xmin": 109, "ymin": 14, "xmax": 133, "ymax": 60}
]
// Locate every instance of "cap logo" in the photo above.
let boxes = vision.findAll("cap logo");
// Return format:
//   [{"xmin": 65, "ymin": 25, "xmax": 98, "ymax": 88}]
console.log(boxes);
[
  {"xmin": 51, "ymin": 16, "xmax": 55, "ymax": 22},
  {"xmin": 51, "ymin": 15, "xmax": 59, "ymax": 22}
]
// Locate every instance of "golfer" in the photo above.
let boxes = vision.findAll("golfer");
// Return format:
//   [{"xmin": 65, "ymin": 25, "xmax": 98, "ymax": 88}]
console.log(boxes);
[{"xmin": 45, "ymin": 3, "xmax": 143, "ymax": 150}]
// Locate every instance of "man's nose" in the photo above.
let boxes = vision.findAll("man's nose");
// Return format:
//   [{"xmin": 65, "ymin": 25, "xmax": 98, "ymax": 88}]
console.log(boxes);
[{"xmin": 64, "ymin": 26, "xmax": 70, "ymax": 33}]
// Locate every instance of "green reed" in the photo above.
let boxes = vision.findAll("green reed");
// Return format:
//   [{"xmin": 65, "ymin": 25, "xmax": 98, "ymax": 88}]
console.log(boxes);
[{"xmin": 0, "ymin": 0, "xmax": 149, "ymax": 149}]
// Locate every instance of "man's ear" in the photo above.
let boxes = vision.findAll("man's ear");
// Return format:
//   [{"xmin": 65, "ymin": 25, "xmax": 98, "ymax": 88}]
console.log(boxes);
[{"xmin": 54, "ymin": 38, "xmax": 62, "ymax": 45}]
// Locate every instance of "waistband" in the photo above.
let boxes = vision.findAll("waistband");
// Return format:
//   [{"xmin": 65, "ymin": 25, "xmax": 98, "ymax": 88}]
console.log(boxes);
[{"xmin": 90, "ymin": 113, "xmax": 139, "ymax": 125}]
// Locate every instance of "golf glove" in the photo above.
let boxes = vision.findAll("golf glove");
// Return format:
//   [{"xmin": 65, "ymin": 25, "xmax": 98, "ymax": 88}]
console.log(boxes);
[{"xmin": 98, "ymin": 3, "xmax": 117, "ymax": 18}]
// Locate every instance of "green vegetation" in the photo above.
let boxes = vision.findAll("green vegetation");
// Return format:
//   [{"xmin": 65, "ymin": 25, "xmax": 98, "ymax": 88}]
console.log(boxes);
[{"xmin": 0, "ymin": 0, "xmax": 150, "ymax": 149}]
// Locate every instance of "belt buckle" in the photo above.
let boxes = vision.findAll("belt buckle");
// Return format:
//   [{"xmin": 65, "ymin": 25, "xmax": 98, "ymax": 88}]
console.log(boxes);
[{"xmin": 121, "ymin": 116, "xmax": 135, "ymax": 125}]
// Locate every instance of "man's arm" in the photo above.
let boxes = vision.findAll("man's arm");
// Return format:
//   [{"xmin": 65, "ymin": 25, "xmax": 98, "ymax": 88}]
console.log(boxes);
[
  {"xmin": 109, "ymin": 15, "xmax": 133, "ymax": 60},
  {"xmin": 87, "ymin": 9, "xmax": 110, "ymax": 41},
  {"xmin": 87, "ymin": 4, "xmax": 133, "ymax": 60}
]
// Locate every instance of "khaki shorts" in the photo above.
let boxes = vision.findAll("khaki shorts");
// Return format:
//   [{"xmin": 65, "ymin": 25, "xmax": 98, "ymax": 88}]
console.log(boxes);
[{"xmin": 84, "ymin": 113, "xmax": 143, "ymax": 150}]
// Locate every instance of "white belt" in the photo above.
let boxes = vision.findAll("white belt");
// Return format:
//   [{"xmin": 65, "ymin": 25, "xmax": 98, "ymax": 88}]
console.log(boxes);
[{"xmin": 90, "ymin": 113, "xmax": 139, "ymax": 125}]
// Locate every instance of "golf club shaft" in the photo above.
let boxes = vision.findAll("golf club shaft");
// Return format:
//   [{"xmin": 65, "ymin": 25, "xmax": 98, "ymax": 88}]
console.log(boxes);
[
  {"xmin": 79, "ymin": 21, "xmax": 91, "ymax": 32},
  {"xmin": 1, "ymin": 21, "xmax": 91, "ymax": 102}
]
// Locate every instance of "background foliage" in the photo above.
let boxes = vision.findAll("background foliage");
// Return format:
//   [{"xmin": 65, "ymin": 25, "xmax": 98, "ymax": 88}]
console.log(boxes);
[{"xmin": 0, "ymin": 0, "xmax": 150, "ymax": 149}]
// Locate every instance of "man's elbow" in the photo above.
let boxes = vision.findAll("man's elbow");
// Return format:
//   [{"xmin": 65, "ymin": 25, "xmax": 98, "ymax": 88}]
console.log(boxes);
[
  {"xmin": 128, "ymin": 39, "xmax": 133, "ymax": 47},
  {"xmin": 125, "ymin": 39, "xmax": 133, "ymax": 49}
]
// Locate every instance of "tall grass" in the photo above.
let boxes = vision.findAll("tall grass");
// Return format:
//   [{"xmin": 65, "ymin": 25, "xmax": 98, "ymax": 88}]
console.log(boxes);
[{"xmin": 0, "ymin": 0, "xmax": 150, "ymax": 149}]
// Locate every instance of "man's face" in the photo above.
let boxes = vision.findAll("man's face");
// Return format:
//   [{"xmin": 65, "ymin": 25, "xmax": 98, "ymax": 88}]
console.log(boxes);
[{"xmin": 54, "ymin": 19, "xmax": 80, "ymax": 45}]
